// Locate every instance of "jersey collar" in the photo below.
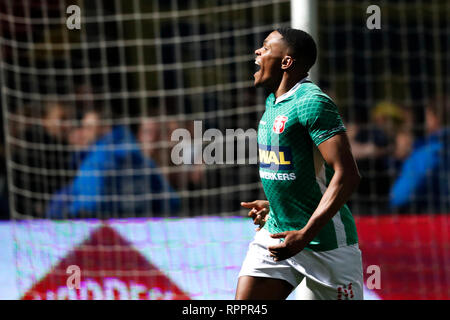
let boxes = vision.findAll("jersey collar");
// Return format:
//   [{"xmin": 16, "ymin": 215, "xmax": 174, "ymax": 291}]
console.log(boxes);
[{"xmin": 274, "ymin": 76, "xmax": 311, "ymax": 104}]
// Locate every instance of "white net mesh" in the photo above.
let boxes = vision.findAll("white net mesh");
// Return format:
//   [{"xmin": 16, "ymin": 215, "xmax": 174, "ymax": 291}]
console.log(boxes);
[
  {"xmin": 318, "ymin": 1, "xmax": 449, "ymax": 215},
  {"xmin": 0, "ymin": 0, "xmax": 449, "ymax": 300},
  {"xmin": 1, "ymin": 0, "xmax": 292, "ymax": 220},
  {"xmin": 0, "ymin": 0, "xmax": 291, "ymax": 299},
  {"xmin": 317, "ymin": 0, "xmax": 449, "ymax": 300}
]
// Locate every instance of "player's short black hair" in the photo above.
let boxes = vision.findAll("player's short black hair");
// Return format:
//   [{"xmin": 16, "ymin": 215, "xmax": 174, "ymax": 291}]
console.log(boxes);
[{"xmin": 276, "ymin": 27, "xmax": 317, "ymax": 72}]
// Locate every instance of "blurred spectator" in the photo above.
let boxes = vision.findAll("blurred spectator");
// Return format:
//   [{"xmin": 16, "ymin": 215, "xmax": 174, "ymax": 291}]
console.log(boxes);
[
  {"xmin": 347, "ymin": 101, "xmax": 408, "ymax": 212},
  {"xmin": 138, "ymin": 117, "xmax": 165, "ymax": 167},
  {"xmin": 390, "ymin": 97, "xmax": 450, "ymax": 213},
  {"xmin": 136, "ymin": 117, "xmax": 206, "ymax": 216},
  {"xmin": 166, "ymin": 119, "xmax": 205, "ymax": 191},
  {"xmin": 66, "ymin": 107, "xmax": 110, "ymax": 171},
  {"xmin": 348, "ymin": 101, "xmax": 407, "ymax": 159},
  {"xmin": 41, "ymin": 101, "xmax": 73, "ymax": 141},
  {"xmin": 12, "ymin": 101, "xmax": 73, "ymax": 217},
  {"xmin": 138, "ymin": 117, "xmax": 205, "ymax": 189},
  {"xmin": 46, "ymin": 107, "xmax": 180, "ymax": 218}
]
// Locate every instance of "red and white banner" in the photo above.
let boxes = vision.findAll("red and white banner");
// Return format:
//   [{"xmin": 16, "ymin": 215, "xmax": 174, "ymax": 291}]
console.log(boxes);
[
  {"xmin": 22, "ymin": 225, "xmax": 190, "ymax": 300},
  {"xmin": 0, "ymin": 215, "xmax": 448, "ymax": 300}
]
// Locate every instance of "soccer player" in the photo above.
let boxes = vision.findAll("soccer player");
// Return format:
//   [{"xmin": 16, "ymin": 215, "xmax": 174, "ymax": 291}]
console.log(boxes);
[{"xmin": 236, "ymin": 28, "xmax": 363, "ymax": 300}]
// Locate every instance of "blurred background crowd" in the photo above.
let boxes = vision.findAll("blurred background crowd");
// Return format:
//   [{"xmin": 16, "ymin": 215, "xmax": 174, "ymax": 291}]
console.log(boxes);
[
  {"xmin": 0, "ymin": 0, "xmax": 448, "ymax": 220},
  {"xmin": 345, "ymin": 96, "xmax": 449, "ymax": 214},
  {"xmin": 1, "ymin": 90, "xmax": 448, "ymax": 220},
  {"xmin": 0, "ymin": 87, "xmax": 211, "ymax": 219}
]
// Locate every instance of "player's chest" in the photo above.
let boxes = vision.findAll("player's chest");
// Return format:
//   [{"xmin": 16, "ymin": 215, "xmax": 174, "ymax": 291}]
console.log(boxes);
[{"xmin": 258, "ymin": 105, "xmax": 302, "ymax": 143}]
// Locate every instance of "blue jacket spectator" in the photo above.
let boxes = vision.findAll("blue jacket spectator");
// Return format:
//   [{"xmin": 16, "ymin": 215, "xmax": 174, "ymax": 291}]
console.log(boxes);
[
  {"xmin": 47, "ymin": 125, "xmax": 180, "ymax": 218},
  {"xmin": 390, "ymin": 127, "xmax": 450, "ymax": 213}
]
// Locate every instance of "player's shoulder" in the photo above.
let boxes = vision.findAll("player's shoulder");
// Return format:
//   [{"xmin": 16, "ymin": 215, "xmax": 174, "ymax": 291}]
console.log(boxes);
[{"xmin": 294, "ymin": 82, "xmax": 337, "ymax": 109}]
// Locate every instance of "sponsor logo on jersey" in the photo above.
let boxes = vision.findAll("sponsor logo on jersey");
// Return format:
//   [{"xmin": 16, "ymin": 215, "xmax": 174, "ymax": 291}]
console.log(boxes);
[
  {"xmin": 258, "ymin": 144, "xmax": 294, "ymax": 171},
  {"xmin": 272, "ymin": 115, "xmax": 288, "ymax": 134},
  {"xmin": 259, "ymin": 171, "xmax": 296, "ymax": 181}
]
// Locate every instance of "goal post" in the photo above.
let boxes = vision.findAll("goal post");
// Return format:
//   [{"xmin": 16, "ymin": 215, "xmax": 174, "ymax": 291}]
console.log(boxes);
[
  {"xmin": 290, "ymin": 0, "xmax": 319, "ymax": 83},
  {"xmin": 291, "ymin": 0, "xmax": 319, "ymax": 300}
]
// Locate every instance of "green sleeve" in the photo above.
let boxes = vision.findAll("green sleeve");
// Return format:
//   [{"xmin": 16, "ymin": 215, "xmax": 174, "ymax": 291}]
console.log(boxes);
[{"xmin": 297, "ymin": 95, "xmax": 346, "ymax": 146}]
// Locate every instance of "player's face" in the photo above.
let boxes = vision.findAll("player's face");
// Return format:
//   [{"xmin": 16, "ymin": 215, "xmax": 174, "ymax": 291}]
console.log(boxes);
[{"xmin": 254, "ymin": 31, "xmax": 287, "ymax": 89}]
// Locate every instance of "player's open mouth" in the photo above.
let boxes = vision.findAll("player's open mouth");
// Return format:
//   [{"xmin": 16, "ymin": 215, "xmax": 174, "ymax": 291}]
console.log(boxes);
[{"xmin": 254, "ymin": 60, "xmax": 261, "ymax": 77}]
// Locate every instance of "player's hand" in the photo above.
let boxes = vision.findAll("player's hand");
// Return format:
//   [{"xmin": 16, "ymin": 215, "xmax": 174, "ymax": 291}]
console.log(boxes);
[
  {"xmin": 268, "ymin": 230, "xmax": 310, "ymax": 261},
  {"xmin": 241, "ymin": 200, "xmax": 270, "ymax": 231}
]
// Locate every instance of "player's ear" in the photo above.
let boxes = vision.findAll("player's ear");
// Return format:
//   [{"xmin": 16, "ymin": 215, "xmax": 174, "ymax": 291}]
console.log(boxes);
[{"xmin": 281, "ymin": 55, "xmax": 295, "ymax": 70}]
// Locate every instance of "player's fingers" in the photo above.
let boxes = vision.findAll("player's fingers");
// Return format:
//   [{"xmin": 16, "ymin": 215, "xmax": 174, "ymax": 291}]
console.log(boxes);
[
  {"xmin": 268, "ymin": 243, "xmax": 284, "ymax": 251},
  {"xmin": 247, "ymin": 208, "xmax": 258, "ymax": 218},
  {"xmin": 255, "ymin": 208, "xmax": 268, "ymax": 216},
  {"xmin": 240, "ymin": 201, "xmax": 257, "ymax": 209},
  {"xmin": 269, "ymin": 248, "xmax": 288, "ymax": 262},
  {"xmin": 270, "ymin": 232, "xmax": 288, "ymax": 239},
  {"xmin": 252, "ymin": 208, "xmax": 267, "ymax": 222}
]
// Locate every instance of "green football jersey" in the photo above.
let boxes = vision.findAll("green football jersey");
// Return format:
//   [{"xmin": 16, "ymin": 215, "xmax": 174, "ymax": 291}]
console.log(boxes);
[{"xmin": 259, "ymin": 80, "xmax": 358, "ymax": 251}]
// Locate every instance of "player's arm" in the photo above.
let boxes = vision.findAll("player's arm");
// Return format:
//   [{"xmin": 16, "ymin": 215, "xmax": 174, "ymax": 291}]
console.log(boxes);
[
  {"xmin": 269, "ymin": 132, "xmax": 360, "ymax": 261},
  {"xmin": 302, "ymin": 132, "xmax": 361, "ymax": 239}
]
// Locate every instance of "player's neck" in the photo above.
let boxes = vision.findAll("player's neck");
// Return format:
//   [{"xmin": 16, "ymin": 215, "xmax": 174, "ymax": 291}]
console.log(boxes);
[{"xmin": 274, "ymin": 72, "xmax": 308, "ymax": 98}]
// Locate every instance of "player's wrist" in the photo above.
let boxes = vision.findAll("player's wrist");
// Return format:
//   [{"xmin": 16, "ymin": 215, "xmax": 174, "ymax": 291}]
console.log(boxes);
[{"xmin": 297, "ymin": 226, "xmax": 317, "ymax": 243}]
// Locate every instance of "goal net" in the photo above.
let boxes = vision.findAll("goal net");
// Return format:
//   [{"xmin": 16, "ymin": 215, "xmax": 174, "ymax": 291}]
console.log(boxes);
[
  {"xmin": 0, "ymin": 0, "xmax": 290, "ymax": 300},
  {"xmin": 0, "ymin": 0, "xmax": 448, "ymax": 300}
]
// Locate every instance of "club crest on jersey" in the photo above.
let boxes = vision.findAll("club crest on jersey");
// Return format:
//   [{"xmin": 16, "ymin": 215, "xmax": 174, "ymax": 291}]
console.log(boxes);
[{"xmin": 272, "ymin": 115, "xmax": 288, "ymax": 134}]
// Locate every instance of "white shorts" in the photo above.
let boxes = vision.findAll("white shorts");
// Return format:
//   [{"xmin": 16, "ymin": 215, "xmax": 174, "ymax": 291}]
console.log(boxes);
[{"xmin": 238, "ymin": 228, "xmax": 364, "ymax": 300}]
